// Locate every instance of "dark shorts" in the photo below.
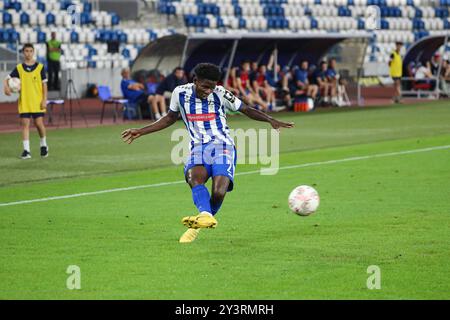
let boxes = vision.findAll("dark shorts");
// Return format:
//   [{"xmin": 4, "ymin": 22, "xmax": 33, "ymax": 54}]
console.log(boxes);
[
  {"xmin": 135, "ymin": 93, "xmax": 149, "ymax": 105},
  {"xmin": 20, "ymin": 113, "xmax": 45, "ymax": 119},
  {"xmin": 392, "ymin": 77, "xmax": 401, "ymax": 81},
  {"xmin": 156, "ymin": 83, "xmax": 169, "ymax": 96}
]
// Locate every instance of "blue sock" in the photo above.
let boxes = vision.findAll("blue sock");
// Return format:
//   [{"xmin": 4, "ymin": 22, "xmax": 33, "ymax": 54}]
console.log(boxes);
[
  {"xmin": 210, "ymin": 200, "xmax": 223, "ymax": 216},
  {"xmin": 192, "ymin": 185, "xmax": 212, "ymax": 214}
]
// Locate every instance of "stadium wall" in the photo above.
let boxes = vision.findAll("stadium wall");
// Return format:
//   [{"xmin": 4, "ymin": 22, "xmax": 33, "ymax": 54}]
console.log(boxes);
[{"xmin": 0, "ymin": 69, "xmax": 123, "ymax": 103}]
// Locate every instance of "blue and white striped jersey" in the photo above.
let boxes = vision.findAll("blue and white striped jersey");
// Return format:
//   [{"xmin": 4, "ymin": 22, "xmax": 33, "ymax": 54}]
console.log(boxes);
[{"xmin": 169, "ymin": 83, "xmax": 242, "ymax": 146}]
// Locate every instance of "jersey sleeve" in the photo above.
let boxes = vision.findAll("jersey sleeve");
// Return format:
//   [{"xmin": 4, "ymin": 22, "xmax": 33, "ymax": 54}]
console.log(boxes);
[
  {"xmin": 169, "ymin": 87, "xmax": 181, "ymax": 112},
  {"xmin": 8, "ymin": 67, "xmax": 19, "ymax": 79},
  {"xmin": 217, "ymin": 86, "xmax": 242, "ymax": 112},
  {"xmin": 41, "ymin": 65, "xmax": 48, "ymax": 83}
]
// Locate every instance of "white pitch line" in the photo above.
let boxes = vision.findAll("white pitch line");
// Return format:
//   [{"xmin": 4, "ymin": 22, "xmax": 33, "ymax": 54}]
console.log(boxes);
[{"xmin": 0, "ymin": 144, "xmax": 449, "ymax": 208}]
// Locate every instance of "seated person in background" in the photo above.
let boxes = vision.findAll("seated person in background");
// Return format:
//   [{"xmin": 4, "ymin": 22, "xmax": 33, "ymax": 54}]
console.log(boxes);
[
  {"xmin": 439, "ymin": 59, "xmax": 450, "ymax": 96},
  {"xmin": 327, "ymin": 58, "xmax": 339, "ymax": 105},
  {"xmin": 266, "ymin": 54, "xmax": 290, "ymax": 108},
  {"xmin": 407, "ymin": 61, "xmax": 416, "ymax": 77},
  {"xmin": 415, "ymin": 61, "xmax": 435, "ymax": 90},
  {"xmin": 154, "ymin": 67, "xmax": 187, "ymax": 119},
  {"xmin": 224, "ymin": 67, "xmax": 240, "ymax": 96},
  {"xmin": 429, "ymin": 53, "xmax": 441, "ymax": 76},
  {"xmin": 295, "ymin": 60, "xmax": 318, "ymax": 100},
  {"xmin": 236, "ymin": 60, "xmax": 268, "ymax": 111},
  {"xmin": 146, "ymin": 71, "xmax": 166, "ymax": 120},
  {"xmin": 312, "ymin": 61, "xmax": 331, "ymax": 105},
  {"xmin": 120, "ymin": 68, "xmax": 152, "ymax": 119},
  {"xmin": 251, "ymin": 64, "xmax": 277, "ymax": 111},
  {"xmin": 250, "ymin": 61, "xmax": 259, "ymax": 76}
]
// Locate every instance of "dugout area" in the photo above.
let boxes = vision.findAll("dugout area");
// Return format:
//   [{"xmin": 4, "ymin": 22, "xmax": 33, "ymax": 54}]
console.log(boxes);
[
  {"xmin": 131, "ymin": 32, "xmax": 370, "ymax": 104},
  {"xmin": 401, "ymin": 34, "xmax": 450, "ymax": 98}
]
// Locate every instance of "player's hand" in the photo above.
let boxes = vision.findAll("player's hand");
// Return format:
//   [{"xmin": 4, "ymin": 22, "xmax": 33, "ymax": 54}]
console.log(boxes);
[
  {"xmin": 122, "ymin": 128, "xmax": 142, "ymax": 144},
  {"xmin": 4, "ymin": 86, "xmax": 12, "ymax": 96},
  {"xmin": 40, "ymin": 100, "xmax": 47, "ymax": 111},
  {"xmin": 270, "ymin": 119, "xmax": 294, "ymax": 131}
]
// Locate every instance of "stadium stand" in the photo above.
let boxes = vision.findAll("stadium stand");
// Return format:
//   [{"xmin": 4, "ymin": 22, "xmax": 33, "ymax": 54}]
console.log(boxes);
[
  {"xmin": 157, "ymin": 0, "xmax": 450, "ymax": 65},
  {"xmin": 1, "ymin": 0, "xmax": 449, "ymax": 71},
  {"xmin": 0, "ymin": 0, "xmax": 175, "ymax": 71},
  {"xmin": 1, "ymin": 0, "xmax": 449, "ymax": 107}
]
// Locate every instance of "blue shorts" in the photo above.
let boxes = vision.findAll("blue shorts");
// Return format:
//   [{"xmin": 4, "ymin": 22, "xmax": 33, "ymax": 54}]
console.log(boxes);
[{"xmin": 184, "ymin": 143, "xmax": 237, "ymax": 192}]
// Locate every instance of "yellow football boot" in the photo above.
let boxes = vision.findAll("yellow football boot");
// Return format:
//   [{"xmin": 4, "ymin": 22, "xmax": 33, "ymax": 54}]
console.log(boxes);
[
  {"xmin": 179, "ymin": 228, "xmax": 200, "ymax": 243},
  {"xmin": 181, "ymin": 212, "xmax": 218, "ymax": 229}
]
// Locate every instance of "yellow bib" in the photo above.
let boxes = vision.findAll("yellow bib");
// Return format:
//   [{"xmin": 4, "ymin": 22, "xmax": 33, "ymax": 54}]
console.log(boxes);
[
  {"xmin": 17, "ymin": 63, "xmax": 45, "ymax": 114},
  {"xmin": 389, "ymin": 51, "xmax": 402, "ymax": 78}
]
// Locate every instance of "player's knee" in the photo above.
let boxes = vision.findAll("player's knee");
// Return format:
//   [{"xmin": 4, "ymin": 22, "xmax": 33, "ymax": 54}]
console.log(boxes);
[
  {"xmin": 187, "ymin": 174, "xmax": 207, "ymax": 188},
  {"xmin": 188, "ymin": 179, "xmax": 204, "ymax": 188}
]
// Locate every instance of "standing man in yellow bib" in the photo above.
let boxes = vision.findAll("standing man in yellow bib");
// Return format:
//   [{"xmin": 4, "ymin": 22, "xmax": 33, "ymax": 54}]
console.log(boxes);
[
  {"xmin": 46, "ymin": 32, "xmax": 61, "ymax": 91},
  {"xmin": 389, "ymin": 41, "xmax": 403, "ymax": 104},
  {"xmin": 3, "ymin": 43, "xmax": 49, "ymax": 159}
]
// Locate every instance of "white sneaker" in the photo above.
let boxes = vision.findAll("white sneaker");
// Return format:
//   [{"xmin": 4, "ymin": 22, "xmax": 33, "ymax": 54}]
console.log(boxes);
[
  {"xmin": 272, "ymin": 106, "xmax": 286, "ymax": 112},
  {"xmin": 162, "ymin": 112, "xmax": 167, "ymax": 117},
  {"xmin": 21, "ymin": 150, "xmax": 31, "ymax": 160},
  {"xmin": 155, "ymin": 113, "xmax": 161, "ymax": 120}
]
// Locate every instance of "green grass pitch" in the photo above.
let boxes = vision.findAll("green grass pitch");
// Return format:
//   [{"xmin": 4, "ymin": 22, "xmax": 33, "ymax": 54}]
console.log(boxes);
[{"xmin": 0, "ymin": 101, "xmax": 449, "ymax": 299}]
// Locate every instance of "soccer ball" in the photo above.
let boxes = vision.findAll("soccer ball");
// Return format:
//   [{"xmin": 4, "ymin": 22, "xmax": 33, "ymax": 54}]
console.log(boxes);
[
  {"xmin": 288, "ymin": 185, "xmax": 320, "ymax": 216},
  {"xmin": 8, "ymin": 77, "xmax": 21, "ymax": 93}
]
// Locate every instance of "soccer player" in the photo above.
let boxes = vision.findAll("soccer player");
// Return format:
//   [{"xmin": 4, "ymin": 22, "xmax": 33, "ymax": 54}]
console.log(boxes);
[
  {"xmin": 389, "ymin": 41, "xmax": 403, "ymax": 104},
  {"xmin": 122, "ymin": 63, "xmax": 293, "ymax": 243},
  {"xmin": 3, "ymin": 43, "xmax": 49, "ymax": 159}
]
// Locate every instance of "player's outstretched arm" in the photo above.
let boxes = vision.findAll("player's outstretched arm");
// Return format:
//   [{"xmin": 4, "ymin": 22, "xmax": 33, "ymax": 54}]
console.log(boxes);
[
  {"xmin": 240, "ymin": 104, "xmax": 294, "ymax": 131},
  {"xmin": 121, "ymin": 110, "xmax": 179, "ymax": 144}
]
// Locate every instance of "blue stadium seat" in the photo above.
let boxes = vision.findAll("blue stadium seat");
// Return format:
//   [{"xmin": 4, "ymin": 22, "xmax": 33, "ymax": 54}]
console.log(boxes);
[
  {"xmin": 46, "ymin": 13, "xmax": 55, "ymax": 26},
  {"xmin": 83, "ymin": 2, "xmax": 93, "ymax": 13},
  {"xmin": 234, "ymin": 5, "xmax": 242, "ymax": 17},
  {"xmin": 37, "ymin": 30, "xmax": 46, "ymax": 43},
  {"xmin": 415, "ymin": 8, "xmax": 423, "ymax": 18},
  {"xmin": 111, "ymin": 13, "xmax": 120, "ymax": 26},
  {"xmin": 3, "ymin": 11, "xmax": 12, "ymax": 25},
  {"xmin": 357, "ymin": 19, "xmax": 365, "ymax": 30},
  {"xmin": 71, "ymin": 30, "xmax": 79, "ymax": 43},
  {"xmin": 37, "ymin": 1, "xmax": 46, "ymax": 12},
  {"xmin": 239, "ymin": 17, "xmax": 246, "ymax": 29},
  {"xmin": 60, "ymin": 1, "xmax": 74, "ymax": 11},
  {"xmin": 122, "ymin": 48, "xmax": 130, "ymax": 58},
  {"xmin": 20, "ymin": 12, "xmax": 30, "ymax": 26}
]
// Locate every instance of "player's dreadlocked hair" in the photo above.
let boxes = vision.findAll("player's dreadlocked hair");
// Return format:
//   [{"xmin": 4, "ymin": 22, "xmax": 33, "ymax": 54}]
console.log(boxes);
[{"xmin": 193, "ymin": 63, "xmax": 222, "ymax": 82}]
